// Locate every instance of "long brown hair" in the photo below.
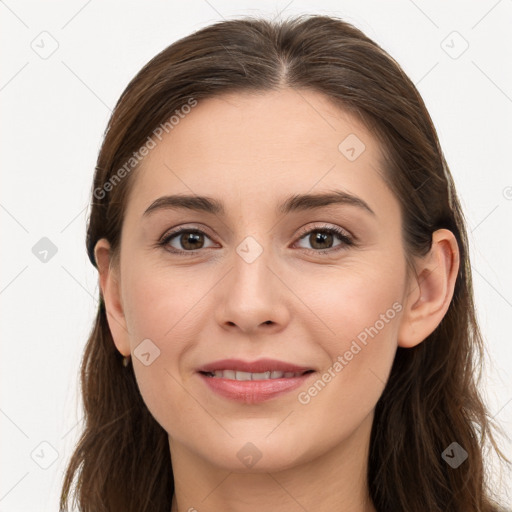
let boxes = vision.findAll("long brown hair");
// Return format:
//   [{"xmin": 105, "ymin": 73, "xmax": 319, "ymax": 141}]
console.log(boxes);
[{"xmin": 60, "ymin": 14, "xmax": 510, "ymax": 511}]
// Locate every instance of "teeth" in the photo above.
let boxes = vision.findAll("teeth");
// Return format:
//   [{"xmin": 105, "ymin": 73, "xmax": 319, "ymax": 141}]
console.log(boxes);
[
  {"xmin": 206, "ymin": 370, "xmax": 306, "ymax": 380},
  {"xmin": 252, "ymin": 371, "xmax": 271, "ymax": 380},
  {"xmin": 222, "ymin": 369, "xmax": 236, "ymax": 380}
]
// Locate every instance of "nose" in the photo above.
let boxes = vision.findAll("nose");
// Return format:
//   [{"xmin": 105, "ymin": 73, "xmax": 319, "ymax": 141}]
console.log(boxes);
[{"xmin": 214, "ymin": 243, "xmax": 290, "ymax": 335}]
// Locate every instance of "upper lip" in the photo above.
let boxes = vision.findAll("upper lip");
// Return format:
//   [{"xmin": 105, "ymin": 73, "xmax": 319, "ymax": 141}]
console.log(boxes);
[{"xmin": 197, "ymin": 358, "xmax": 313, "ymax": 374}]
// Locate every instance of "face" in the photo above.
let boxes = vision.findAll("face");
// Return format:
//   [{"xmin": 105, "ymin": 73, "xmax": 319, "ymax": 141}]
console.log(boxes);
[{"xmin": 108, "ymin": 89, "xmax": 413, "ymax": 472}]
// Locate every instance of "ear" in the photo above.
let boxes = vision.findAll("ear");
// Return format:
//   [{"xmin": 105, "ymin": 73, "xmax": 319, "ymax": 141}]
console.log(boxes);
[
  {"xmin": 94, "ymin": 238, "xmax": 131, "ymax": 357},
  {"xmin": 397, "ymin": 229, "xmax": 460, "ymax": 348}
]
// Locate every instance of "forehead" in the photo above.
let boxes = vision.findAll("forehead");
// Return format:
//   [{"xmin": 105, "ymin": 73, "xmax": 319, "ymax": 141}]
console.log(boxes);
[{"xmin": 125, "ymin": 88, "xmax": 392, "ymax": 217}]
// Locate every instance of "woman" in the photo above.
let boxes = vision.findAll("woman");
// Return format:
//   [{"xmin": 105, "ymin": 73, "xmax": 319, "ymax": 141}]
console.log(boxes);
[{"xmin": 60, "ymin": 14, "xmax": 509, "ymax": 512}]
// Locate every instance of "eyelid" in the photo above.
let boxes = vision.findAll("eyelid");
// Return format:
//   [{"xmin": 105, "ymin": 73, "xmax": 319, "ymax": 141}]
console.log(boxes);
[
  {"xmin": 158, "ymin": 222, "xmax": 215, "ymax": 242},
  {"xmin": 294, "ymin": 222, "xmax": 353, "ymax": 241}
]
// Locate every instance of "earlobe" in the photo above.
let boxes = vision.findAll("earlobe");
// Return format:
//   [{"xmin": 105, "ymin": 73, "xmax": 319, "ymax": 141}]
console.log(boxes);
[
  {"xmin": 397, "ymin": 229, "xmax": 460, "ymax": 348},
  {"xmin": 93, "ymin": 238, "xmax": 131, "ymax": 356}
]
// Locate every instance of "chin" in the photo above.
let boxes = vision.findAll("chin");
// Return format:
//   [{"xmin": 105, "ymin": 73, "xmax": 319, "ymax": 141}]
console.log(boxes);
[{"xmin": 195, "ymin": 434, "xmax": 311, "ymax": 473}]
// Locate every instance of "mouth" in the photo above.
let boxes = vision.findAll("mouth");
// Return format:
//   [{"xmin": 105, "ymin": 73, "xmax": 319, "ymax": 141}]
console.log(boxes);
[
  {"xmin": 196, "ymin": 357, "xmax": 314, "ymax": 375},
  {"xmin": 197, "ymin": 367, "xmax": 316, "ymax": 405},
  {"xmin": 199, "ymin": 369, "xmax": 314, "ymax": 380},
  {"xmin": 196, "ymin": 359, "xmax": 316, "ymax": 404}
]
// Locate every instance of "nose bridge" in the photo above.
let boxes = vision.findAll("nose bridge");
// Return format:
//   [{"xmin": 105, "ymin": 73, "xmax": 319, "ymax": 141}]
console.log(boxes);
[
  {"xmin": 229, "ymin": 233, "xmax": 274, "ymax": 307},
  {"xmin": 237, "ymin": 234, "xmax": 269, "ymax": 285},
  {"xmin": 215, "ymin": 232, "xmax": 289, "ymax": 332}
]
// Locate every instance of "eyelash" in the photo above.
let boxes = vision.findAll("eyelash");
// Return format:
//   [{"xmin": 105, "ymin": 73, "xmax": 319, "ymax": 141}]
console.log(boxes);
[{"xmin": 157, "ymin": 224, "xmax": 355, "ymax": 257}]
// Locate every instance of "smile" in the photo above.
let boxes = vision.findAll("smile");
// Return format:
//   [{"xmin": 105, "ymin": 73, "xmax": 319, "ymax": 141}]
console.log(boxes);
[
  {"xmin": 198, "ymin": 370, "xmax": 315, "ymax": 404},
  {"xmin": 200, "ymin": 370, "xmax": 313, "ymax": 380}
]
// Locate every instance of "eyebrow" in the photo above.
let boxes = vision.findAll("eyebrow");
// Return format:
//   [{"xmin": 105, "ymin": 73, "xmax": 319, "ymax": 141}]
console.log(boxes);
[{"xmin": 142, "ymin": 190, "xmax": 376, "ymax": 218}]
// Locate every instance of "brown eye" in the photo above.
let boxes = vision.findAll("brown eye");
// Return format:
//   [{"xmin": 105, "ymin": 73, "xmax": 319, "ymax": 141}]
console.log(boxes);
[
  {"xmin": 295, "ymin": 226, "xmax": 353, "ymax": 254},
  {"xmin": 161, "ymin": 228, "xmax": 216, "ymax": 253},
  {"xmin": 180, "ymin": 232, "xmax": 205, "ymax": 250},
  {"xmin": 308, "ymin": 231, "xmax": 334, "ymax": 250}
]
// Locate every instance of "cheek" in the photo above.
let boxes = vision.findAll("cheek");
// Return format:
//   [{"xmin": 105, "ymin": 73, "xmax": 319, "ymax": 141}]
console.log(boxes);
[
  {"xmin": 294, "ymin": 255, "xmax": 404, "ymax": 411},
  {"xmin": 120, "ymin": 265, "xmax": 212, "ymax": 430},
  {"xmin": 298, "ymin": 255, "xmax": 405, "ymax": 352},
  {"xmin": 122, "ymin": 262, "xmax": 213, "ymax": 345}
]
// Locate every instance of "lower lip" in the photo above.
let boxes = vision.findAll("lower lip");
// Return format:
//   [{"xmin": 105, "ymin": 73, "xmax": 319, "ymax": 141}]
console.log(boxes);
[{"xmin": 198, "ymin": 372, "xmax": 314, "ymax": 404}]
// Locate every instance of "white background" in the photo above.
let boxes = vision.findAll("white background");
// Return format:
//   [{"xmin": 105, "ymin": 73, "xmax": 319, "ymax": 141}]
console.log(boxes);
[{"xmin": 1, "ymin": 1, "xmax": 511, "ymax": 510}]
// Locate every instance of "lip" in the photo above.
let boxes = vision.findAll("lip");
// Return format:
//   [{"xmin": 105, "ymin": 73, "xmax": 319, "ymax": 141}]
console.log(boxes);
[
  {"xmin": 196, "ymin": 358, "xmax": 313, "ymax": 374},
  {"xmin": 198, "ymin": 372, "xmax": 315, "ymax": 404},
  {"xmin": 196, "ymin": 358, "xmax": 315, "ymax": 404}
]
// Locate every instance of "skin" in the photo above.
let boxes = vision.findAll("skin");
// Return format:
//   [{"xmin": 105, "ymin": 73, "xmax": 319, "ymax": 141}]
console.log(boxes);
[{"xmin": 95, "ymin": 89, "xmax": 459, "ymax": 512}]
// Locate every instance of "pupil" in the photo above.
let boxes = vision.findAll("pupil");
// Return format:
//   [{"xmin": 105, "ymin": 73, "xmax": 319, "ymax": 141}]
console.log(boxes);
[
  {"xmin": 182, "ymin": 232, "xmax": 203, "ymax": 250},
  {"xmin": 311, "ymin": 231, "xmax": 332, "ymax": 249}
]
